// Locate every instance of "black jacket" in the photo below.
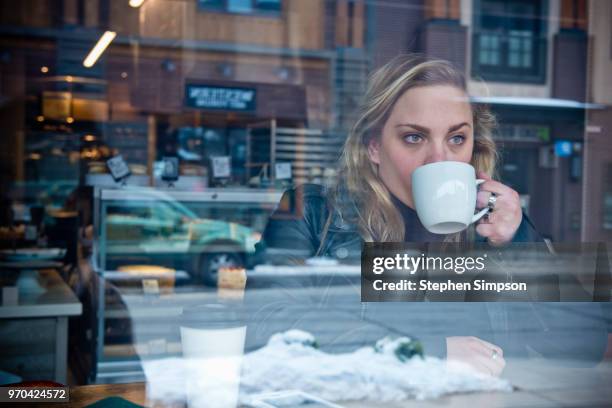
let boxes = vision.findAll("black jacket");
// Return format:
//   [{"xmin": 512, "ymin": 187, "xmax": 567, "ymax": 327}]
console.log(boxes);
[
  {"xmin": 256, "ymin": 183, "xmax": 543, "ymax": 262},
  {"xmin": 252, "ymin": 184, "xmax": 607, "ymax": 363}
]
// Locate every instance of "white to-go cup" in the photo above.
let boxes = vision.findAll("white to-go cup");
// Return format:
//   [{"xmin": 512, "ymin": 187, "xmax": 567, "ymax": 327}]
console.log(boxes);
[
  {"xmin": 180, "ymin": 303, "xmax": 247, "ymax": 408},
  {"xmin": 411, "ymin": 161, "xmax": 490, "ymax": 234}
]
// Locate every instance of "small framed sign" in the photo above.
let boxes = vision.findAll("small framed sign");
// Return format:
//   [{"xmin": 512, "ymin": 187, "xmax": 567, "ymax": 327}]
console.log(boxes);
[
  {"xmin": 274, "ymin": 162, "xmax": 292, "ymax": 180},
  {"xmin": 161, "ymin": 157, "xmax": 179, "ymax": 182},
  {"xmin": 106, "ymin": 155, "xmax": 131, "ymax": 182},
  {"xmin": 212, "ymin": 156, "xmax": 231, "ymax": 178}
]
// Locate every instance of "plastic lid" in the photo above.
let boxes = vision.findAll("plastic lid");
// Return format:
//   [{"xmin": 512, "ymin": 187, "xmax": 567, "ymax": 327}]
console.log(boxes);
[{"xmin": 180, "ymin": 302, "xmax": 246, "ymax": 329}]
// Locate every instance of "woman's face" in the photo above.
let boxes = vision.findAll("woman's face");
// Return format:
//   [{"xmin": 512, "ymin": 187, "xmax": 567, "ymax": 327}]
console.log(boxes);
[{"xmin": 367, "ymin": 85, "xmax": 474, "ymax": 208}]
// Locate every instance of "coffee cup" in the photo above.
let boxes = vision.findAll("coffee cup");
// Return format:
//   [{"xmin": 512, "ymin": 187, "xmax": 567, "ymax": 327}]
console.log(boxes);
[
  {"xmin": 180, "ymin": 303, "xmax": 247, "ymax": 408},
  {"xmin": 411, "ymin": 161, "xmax": 489, "ymax": 234}
]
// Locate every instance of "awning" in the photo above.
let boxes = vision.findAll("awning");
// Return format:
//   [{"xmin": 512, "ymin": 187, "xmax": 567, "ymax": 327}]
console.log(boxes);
[{"xmin": 470, "ymin": 96, "xmax": 606, "ymax": 110}]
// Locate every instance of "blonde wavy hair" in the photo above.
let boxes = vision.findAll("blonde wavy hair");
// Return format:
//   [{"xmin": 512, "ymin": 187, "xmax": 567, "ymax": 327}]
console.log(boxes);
[{"xmin": 329, "ymin": 54, "xmax": 498, "ymax": 243}]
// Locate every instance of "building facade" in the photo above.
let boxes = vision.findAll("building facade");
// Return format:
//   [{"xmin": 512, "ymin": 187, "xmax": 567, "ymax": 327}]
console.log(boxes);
[
  {"xmin": 365, "ymin": 0, "xmax": 598, "ymax": 242},
  {"xmin": 583, "ymin": 0, "xmax": 612, "ymax": 243},
  {"xmin": 0, "ymin": 0, "xmax": 609, "ymax": 242}
]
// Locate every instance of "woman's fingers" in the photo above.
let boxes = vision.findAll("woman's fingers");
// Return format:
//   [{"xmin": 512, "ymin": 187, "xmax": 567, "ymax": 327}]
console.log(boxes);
[
  {"xmin": 468, "ymin": 338, "xmax": 504, "ymax": 363},
  {"xmin": 477, "ymin": 172, "xmax": 518, "ymax": 198},
  {"xmin": 476, "ymin": 209, "xmax": 522, "ymax": 245},
  {"xmin": 452, "ymin": 348, "xmax": 506, "ymax": 377},
  {"xmin": 474, "ymin": 338, "xmax": 504, "ymax": 358},
  {"xmin": 466, "ymin": 337, "xmax": 503, "ymax": 358},
  {"xmin": 472, "ymin": 353, "xmax": 506, "ymax": 377},
  {"xmin": 447, "ymin": 336, "xmax": 506, "ymax": 376},
  {"xmin": 476, "ymin": 184, "xmax": 520, "ymax": 213},
  {"xmin": 467, "ymin": 339, "xmax": 506, "ymax": 376},
  {"xmin": 476, "ymin": 190, "xmax": 493, "ymax": 209},
  {"xmin": 474, "ymin": 174, "xmax": 523, "ymax": 245}
]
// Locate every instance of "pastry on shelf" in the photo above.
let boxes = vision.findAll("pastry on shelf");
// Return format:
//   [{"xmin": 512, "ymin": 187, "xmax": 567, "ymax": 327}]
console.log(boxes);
[
  {"xmin": 180, "ymin": 163, "xmax": 207, "ymax": 176},
  {"xmin": 129, "ymin": 164, "xmax": 147, "ymax": 175},
  {"xmin": 87, "ymin": 161, "xmax": 107, "ymax": 174},
  {"xmin": 117, "ymin": 264, "xmax": 176, "ymax": 294}
]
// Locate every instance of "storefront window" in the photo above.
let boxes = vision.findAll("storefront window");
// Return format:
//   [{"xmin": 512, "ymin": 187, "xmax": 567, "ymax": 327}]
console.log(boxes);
[{"xmin": 0, "ymin": 1, "xmax": 610, "ymax": 406}]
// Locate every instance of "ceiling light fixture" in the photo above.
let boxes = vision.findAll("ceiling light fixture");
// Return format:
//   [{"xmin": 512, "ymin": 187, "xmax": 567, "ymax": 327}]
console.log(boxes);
[{"xmin": 83, "ymin": 31, "xmax": 117, "ymax": 68}]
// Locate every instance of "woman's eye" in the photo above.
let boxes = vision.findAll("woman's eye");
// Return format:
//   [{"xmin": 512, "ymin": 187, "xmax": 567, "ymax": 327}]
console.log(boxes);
[
  {"xmin": 403, "ymin": 134, "xmax": 423, "ymax": 144},
  {"xmin": 449, "ymin": 135, "xmax": 466, "ymax": 145}
]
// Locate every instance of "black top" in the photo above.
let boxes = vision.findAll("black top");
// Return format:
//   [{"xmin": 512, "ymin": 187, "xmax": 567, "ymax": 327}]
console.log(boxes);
[
  {"xmin": 256, "ymin": 183, "xmax": 542, "ymax": 261},
  {"xmin": 389, "ymin": 193, "xmax": 446, "ymax": 243}
]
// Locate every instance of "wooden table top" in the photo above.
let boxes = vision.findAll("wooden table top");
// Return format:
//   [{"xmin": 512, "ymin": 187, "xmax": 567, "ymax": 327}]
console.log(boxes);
[{"xmin": 61, "ymin": 382, "xmax": 147, "ymax": 408}]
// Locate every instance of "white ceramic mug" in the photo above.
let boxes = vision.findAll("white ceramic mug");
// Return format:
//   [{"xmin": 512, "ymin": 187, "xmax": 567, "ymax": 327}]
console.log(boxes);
[{"xmin": 411, "ymin": 161, "xmax": 490, "ymax": 234}]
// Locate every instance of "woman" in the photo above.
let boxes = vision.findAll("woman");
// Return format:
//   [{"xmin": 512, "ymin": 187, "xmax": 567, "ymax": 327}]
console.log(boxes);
[
  {"xmin": 254, "ymin": 55, "xmax": 605, "ymax": 376},
  {"xmin": 258, "ymin": 55, "xmax": 539, "ymax": 261}
]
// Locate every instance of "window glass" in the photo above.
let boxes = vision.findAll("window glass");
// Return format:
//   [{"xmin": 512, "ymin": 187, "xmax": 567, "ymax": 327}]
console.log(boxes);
[
  {"xmin": 228, "ymin": 0, "xmax": 252, "ymax": 13},
  {"xmin": 0, "ymin": 1, "xmax": 608, "ymax": 404},
  {"xmin": 475, "ymin": 0, "xmax": 544, "ymax": 81}
]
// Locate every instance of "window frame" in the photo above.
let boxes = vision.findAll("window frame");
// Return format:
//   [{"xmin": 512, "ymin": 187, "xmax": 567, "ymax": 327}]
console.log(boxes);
[{"xmin": 471, "ymin": 0, "xmax": 548, "ymax": 84}]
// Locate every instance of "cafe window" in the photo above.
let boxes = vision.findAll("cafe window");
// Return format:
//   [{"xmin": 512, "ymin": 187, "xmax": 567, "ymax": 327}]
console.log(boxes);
[
  {"xmin": 198, "ymin": 0, "xmax": 282, "ymax": 15},
  {"xmin": 472, "ymin": 0, "xmax": 547, "ymax": 83}
]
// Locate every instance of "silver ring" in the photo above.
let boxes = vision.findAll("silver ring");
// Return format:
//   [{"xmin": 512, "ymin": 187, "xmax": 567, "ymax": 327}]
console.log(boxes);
[
  {"xmin": 491, "ymin": 349, "xmax": 499, "ymax": 360},
  {"xmin": 487, "ymin": 193, "xmax": 497, "ymax": 211}
]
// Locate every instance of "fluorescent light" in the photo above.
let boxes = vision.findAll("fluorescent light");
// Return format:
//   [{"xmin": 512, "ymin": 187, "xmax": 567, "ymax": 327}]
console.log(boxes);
[
  {"xmin": 129, "ymin": 0, "xmax": 145, "ymax": 7},
  {"xmin": 83, "ymin": 31, "xmax": 116, "ymax": 68}
]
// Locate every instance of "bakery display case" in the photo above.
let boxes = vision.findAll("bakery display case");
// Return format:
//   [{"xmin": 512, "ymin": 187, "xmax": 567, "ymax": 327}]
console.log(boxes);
[{"xmin": 89, "ymin": 186, "xmax": 282, "ymax": 383}]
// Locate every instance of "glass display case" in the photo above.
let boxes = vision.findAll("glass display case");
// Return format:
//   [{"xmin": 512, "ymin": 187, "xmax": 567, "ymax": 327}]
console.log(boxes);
[{"xmin": 90, "ymin": 186, "xmax": 282, "ymax": 383}]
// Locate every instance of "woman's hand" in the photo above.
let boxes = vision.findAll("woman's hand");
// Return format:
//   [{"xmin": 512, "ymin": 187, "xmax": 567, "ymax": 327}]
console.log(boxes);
[
  {"xmin": 475, "ymin": 172, "xmax": 522, "ymax": 246},
  {"xmin": 446, "ymin": 336, "xmax": 506, "ymax": 376}
]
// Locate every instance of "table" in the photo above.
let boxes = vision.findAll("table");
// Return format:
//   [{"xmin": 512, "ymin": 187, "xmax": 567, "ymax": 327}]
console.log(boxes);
[
  {"xmin": 61, "ymin": 383, "xmax": 147, "ymax": 407},
  {"xmin": 0, "ymin": 269, "xmax": 82, "ymax": 383},
  {"xmin": 0, "ymin": 260, "xmax": 63, "ymax": 270},
  {"xmin": 59, "ymin": 358, "xmax": 612, "ymax": 408}
]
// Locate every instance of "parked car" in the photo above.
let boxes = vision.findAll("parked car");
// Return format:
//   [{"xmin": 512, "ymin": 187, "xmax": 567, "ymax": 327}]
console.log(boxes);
[{"xmin": 104, "ymin": 188, "xmax": 271, "ymax": 286}]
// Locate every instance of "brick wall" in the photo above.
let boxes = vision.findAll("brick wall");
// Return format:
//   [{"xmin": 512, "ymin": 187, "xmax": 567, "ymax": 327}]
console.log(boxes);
[
  {"xmin": 369, "ymin": 0, "xmax": 425, "ymax": 69},
  {"xmin": 419, "ymin": 22, "xmax": 467, "ymax": 72}
]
